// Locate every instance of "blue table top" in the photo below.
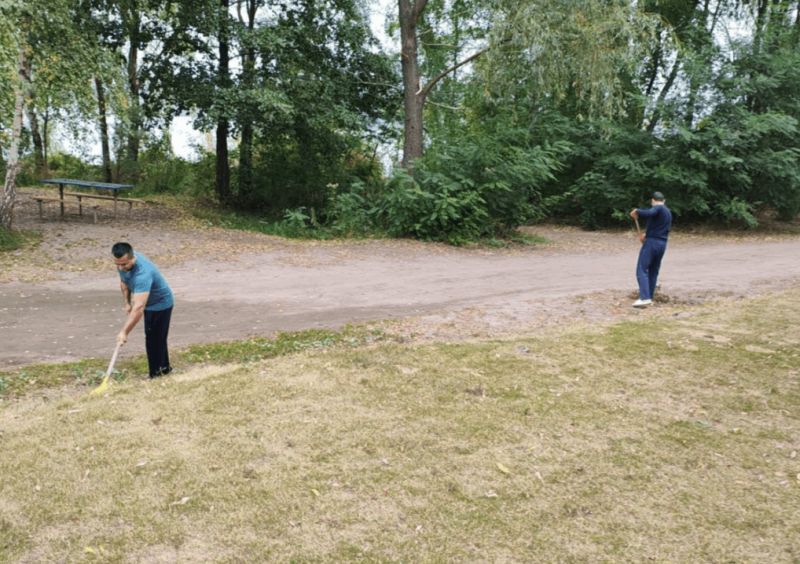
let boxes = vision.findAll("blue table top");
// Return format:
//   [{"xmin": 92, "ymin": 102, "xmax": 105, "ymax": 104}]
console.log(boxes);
[{"xmin": 42, "ymin": 179, "xmax": 134, "ymax": 190}]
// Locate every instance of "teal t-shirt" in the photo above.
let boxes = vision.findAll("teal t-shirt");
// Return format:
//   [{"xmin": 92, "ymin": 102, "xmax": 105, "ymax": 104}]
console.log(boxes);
[{"xmin": 118, "ymin": 252, "xmax": 174, "ymax": 311}]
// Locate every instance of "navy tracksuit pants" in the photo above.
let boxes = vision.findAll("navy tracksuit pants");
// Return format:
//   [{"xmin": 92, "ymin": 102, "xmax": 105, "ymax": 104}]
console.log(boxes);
[
  {"xmin": 636, "ymin": 238, "xmax": 667, "ymax": 300},
  {"xmin": 144, "ymin": 306, "xmax": 172, "ymax": 377}
]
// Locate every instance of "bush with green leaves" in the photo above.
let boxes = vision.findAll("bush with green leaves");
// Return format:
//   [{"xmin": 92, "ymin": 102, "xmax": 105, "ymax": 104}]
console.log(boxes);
[
  {"xmin": 531, "ymin": 106, "xmax": 800, "ymax": 228},
  {"xmin": 376, "ymin": 133, "xmax": 568, "ymax": 244}
]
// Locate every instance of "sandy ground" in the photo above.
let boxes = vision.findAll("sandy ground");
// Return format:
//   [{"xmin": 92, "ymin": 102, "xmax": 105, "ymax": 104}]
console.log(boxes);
[{"xmin": 2, "ymin": 188, "xmax": 800, "ymax": 369}]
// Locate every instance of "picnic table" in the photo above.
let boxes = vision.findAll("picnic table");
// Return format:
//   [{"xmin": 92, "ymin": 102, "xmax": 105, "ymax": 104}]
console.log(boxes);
[{"xmin": 36, "ymin": 179, "xmax": 142, "ymax": 221}]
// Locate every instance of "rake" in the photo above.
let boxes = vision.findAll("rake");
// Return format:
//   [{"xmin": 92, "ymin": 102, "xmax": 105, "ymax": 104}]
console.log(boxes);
[{"xmin": 90, "ymin": 342, "xmax": 121, "ymax": 395}]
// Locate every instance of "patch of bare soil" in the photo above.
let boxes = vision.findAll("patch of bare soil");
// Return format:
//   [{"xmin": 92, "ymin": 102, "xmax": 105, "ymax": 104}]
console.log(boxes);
[{"xmin": 2, "ymin": 188, "xmax": 800, "ymax": 370}]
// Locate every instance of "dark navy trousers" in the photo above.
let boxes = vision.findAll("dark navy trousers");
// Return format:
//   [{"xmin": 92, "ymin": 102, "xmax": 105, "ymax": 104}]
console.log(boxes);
[
  {"xmin": 636, "ymin": 238, "xmax": 667, "ymax": 300},
  {"xmin": 144, "ymin": 306, "xmax": 172, "ymax": 377}
]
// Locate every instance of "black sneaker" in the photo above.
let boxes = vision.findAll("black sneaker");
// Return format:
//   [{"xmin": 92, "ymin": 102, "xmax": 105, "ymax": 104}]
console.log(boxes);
[{"xmin": 149, "ymin": 367, "xmax": 173, "ymax": 378}]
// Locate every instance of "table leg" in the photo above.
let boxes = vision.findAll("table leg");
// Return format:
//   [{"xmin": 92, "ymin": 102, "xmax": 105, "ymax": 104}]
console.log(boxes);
[
  {"xmin": 77, "ymin": 196, "xmax": 83, "ymax": 217},
  {"xmin": 113, "ymin": 194, "xmax": 118, "ymax": 218},
  {"xmin": 59, "ymin": 184, "xmax": 65, "ymax": 217}
]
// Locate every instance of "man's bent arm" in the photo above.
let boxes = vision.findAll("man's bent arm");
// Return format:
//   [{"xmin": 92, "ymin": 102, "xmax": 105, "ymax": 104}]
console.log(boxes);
[
  {"xmin": 117, "ymin": 292, "xmax": 149, "ymax": 345},
  {"xmin": 120, "ymin": 280, "xmax": 132, "ymax": 312}
]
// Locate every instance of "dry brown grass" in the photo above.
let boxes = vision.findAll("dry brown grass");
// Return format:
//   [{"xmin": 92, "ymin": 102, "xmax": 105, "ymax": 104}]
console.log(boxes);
[{"xmin": 1, "ymin": 291, "xmax": 800, "ymax": 563}]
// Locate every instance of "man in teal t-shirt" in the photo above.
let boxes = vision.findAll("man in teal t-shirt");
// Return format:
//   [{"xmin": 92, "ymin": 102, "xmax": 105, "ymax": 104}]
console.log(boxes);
[{"xmin": 112, "ymin": 242, "xmax": 174, "ymax": 377}]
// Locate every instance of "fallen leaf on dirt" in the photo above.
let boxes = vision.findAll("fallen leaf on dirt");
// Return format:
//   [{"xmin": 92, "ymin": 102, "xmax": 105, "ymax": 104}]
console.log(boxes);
[
  {"xmin": 170, "ymin": 497, "xmax": 191, "ymax": 506},
  {"xmin": 496, "ymin": 462, "xmax": 511, "ymax": 474},
  {"xmin": 134, "ymin": 461, "xmax": 148, "ymax": 468},
  {"xmin": 485, "ymin": 491, "xmax": 498, "ymax": 498},
  {"xmin": 311, "ymin": 489, "xmax": 320, "ymax": 496}
]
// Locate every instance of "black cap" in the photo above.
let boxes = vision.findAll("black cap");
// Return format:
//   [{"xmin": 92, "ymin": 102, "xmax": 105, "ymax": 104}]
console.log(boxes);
[{"xmin": 652, "ymin": 191, "xmax": 665, "ymax": 201}]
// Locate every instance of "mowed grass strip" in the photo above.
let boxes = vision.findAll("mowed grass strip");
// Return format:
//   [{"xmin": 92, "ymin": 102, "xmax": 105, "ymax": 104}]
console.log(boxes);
[{"xmin": 1, "ymin": 292, "xmax": 799, "ymax": 563}]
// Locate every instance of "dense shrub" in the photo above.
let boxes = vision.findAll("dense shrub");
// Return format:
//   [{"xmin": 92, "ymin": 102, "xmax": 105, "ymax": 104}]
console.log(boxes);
[{"xmin": 374, "ymin": 133, "xmax": 568, "ymax": 244}]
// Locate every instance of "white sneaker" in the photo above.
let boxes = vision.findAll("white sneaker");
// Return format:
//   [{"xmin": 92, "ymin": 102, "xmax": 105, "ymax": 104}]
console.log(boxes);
[{"xmin": 632, "ymin": 299, "xmax": 652, "ymax": 308}]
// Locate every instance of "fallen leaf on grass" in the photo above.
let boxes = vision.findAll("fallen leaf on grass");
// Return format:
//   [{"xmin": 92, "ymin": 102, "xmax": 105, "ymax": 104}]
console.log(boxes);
[
  {"xmin": 134, "ymin": 461, "xmax": 148, "ymax": 468},
  {"xmin": 311, "ymin": 489, "xmax": 320, "ymax": 497},
  {"xmin": 170, "ymin": 497, "xmax": 191, "ymax": 506},
  {"xmin": 496, "ymin": 462, "xmax": 511, "ymax": 474},
  {"xmin": 485, "ymin": 491, "xmax": 498, "ymax": 498}
]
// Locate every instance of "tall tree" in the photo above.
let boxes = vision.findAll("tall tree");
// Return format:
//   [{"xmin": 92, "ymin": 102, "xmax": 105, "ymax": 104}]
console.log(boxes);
[
  {"xmin": 215, "ymin": 0, "xmax": 232, "ymax": 203},
  {"xmin": 398, "ymin": 0, "xmax": 659, "ymax": 168},
  {"xmin": 1, "ymin": 19, "xmax": 27, "ymax": 229}
]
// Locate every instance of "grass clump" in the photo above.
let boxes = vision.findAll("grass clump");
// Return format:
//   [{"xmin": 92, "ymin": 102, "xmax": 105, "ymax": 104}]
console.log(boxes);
[
  {"xmin": 1, "ymin": 291, "xmax": 799, "ymax": 562},
  {"xmin": 0, "ymin": 226, "xmax": 39, "ymax": 252}
]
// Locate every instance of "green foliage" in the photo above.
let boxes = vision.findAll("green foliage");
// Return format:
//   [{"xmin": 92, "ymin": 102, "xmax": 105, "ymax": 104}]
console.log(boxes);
[
  {"xmin": 135, "ymin": 138, "xmax": 211, "ymax": 196},
  {"xmin": 520, "ymin": 100, "xmax": 800, "ymax": 228},
  {"xmin": 0, "ymin": 226, "xmax": 30, "ymax": 252},
  {"xmin": 328, "ymin": 181, "xmax": 383, "ymax": 237},
  {"xmin": 41, "ymin": 153, "xmax": 102, "ymax": 182},
  {"xmin": 377, "ymin": 133, "xmax": 568, "ymax": 243}
]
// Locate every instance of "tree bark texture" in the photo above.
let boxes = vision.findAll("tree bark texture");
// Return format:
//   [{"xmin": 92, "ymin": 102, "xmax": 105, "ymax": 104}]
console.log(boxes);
[
  {"xmin": 399, "ymin": 0, "xmax": 427, "ymax": 168},
  {"xmin": 125, "ymin": 7, "xmax": 142, "ymax": 173},
  {"xmin": 237, "ymin": 0, "xmax": 257, "ymax": 203},
  {"xmin": 215, "ymin": 0, "xmax": 232, "ymax": 204},
  {"xmin": 1, "ymin": 48, "xmax": 27, "ymax": 230},
  {"xmin": 95, "ymin": 78, "xmax": 113, "ymax": 183}
]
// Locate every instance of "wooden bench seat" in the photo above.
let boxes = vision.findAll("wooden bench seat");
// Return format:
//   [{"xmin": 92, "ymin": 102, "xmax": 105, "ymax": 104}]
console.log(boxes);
[
  {"xmin": 63, "ymin": 191, "xmax": 144, "ymax": 204},
  {"xmin": 31, "ymin": 196, "xmax": 103, "ymax": 223},
  {"xmin": 62, "ymin": 191, "xmax": 144, "ymax": 218}
]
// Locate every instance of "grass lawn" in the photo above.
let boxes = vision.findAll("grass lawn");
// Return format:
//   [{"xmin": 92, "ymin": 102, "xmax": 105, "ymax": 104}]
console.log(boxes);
[{"xmin": 1, "ymin": 291, "xmax": 799, "ymax": 563}]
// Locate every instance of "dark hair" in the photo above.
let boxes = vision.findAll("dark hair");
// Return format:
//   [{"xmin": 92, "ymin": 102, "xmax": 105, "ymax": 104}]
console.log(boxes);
[
  {"xmin": 652, "ymin": 191, "xmax": 666, "ymax": 201},
  {"xmin": 112, "ymin": 242, "xmax": 134, "ymax": 258}
]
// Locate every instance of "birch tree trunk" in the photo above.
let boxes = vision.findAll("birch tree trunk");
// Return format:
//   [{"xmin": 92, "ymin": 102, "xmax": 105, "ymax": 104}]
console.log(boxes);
[{"xmin": 1, "ymin": 48, "xmax": 26, "ymax": 229}]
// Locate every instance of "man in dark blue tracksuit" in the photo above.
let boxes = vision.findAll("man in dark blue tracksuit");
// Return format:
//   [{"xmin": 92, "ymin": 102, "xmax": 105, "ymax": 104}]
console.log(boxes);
[{"xmin": 629, "ymin": 192, "xmax": 672, "ymax": 308}]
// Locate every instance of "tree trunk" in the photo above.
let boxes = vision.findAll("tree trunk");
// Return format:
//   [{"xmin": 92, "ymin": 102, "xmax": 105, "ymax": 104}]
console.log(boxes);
[
  {"xmin": 646, "ymin": 53, "xmax": 681, "ymax": 133},
  {"xmin": 95, "ymin": 78, "xmax": 113, "ymax": 183},
  {"xmin": 237, "ymin": 0, "xmax": 257, "ymax": 203},
  {"xmin": 399, "ymin": 0, "xmax": 427, "ymax": 168},
  {"xmin": 125, "ymin": 7, "xmax": 142, "ymax": 176},
  {"xmin": 1, "ymin": 48, "xmax": 26, "ymax": 230},
  {"xmin": 21, "ymin": 55, "xmax": 44, "ymax": 173},
  {"xmin": 215, "ymin": 0, "xmax": 232, "ymax": 204}
]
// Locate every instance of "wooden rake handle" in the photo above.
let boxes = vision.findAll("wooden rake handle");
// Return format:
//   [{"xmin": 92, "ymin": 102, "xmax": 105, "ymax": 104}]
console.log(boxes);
[{"xmin": 106, "ymin": 343, "xmax": 122, "ymax": 377}]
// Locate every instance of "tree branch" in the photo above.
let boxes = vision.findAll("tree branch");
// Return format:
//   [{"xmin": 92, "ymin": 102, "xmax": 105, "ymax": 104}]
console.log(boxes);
[
  {"xmin": 418, "ymin": 47, "xmax": 487, "ymax": 98},
  {"xmin": 426, "ymin": 99, "xmax": 464, "ymax": 111}
]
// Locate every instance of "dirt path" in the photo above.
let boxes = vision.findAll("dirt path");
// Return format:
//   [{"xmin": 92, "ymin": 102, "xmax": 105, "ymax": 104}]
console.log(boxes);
[{"xmin": 2, "ymin": 189, "xmax": 800, "ymax": 369}]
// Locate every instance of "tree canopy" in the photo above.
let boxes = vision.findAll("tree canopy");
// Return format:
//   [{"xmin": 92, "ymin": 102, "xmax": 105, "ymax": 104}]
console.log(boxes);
[{"xmin": 2, "ymin": 0, "xmax": 799, "ymax": 236}]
